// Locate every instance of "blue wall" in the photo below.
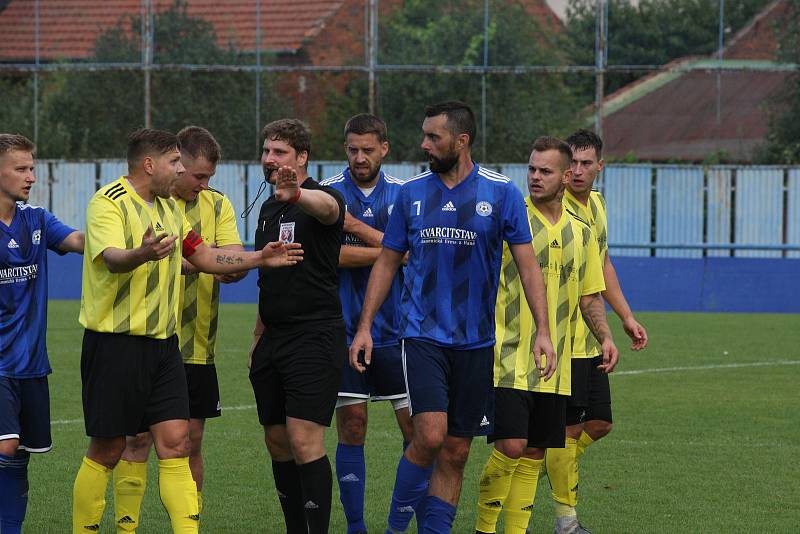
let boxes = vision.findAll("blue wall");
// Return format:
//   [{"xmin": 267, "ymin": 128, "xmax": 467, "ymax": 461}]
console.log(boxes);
[{"xmin": 49, "ymin": 251, "xmax": 798, "ymax": 313}]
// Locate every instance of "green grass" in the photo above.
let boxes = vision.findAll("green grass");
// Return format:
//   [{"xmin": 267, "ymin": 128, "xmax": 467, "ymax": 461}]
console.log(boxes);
[{"xmin": 24, "ymin": 302, "xmax": 800, "ymax": 533}]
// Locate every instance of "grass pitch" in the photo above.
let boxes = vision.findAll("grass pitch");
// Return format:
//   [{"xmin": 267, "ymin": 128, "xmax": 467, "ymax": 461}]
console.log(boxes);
[{"xmin": 24, "ymin": 302, "xmax": 800, "ymax": 533}]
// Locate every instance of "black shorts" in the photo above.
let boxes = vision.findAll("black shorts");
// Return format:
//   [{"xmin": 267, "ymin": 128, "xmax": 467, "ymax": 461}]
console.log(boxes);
[
  {"xmin": 566, "ymin": 356, "xmax": 613, "ymax": 426},
  {"xmin": 185, "ymin": 363, "xmax": 221, "ymax": 420},
  {"xmin": 81, "ymin": 330, "xmax": 190, "ymax": 438},
  {"xmin": 489, "ymin": 388, "xmax": 566, "ymax": 449},
  {"xmin": 249, "ymin": 322, "xmax": 346, "ymax": 427}
]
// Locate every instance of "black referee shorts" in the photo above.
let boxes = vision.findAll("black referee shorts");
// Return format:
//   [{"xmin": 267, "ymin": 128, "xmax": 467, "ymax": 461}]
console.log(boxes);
[
  {"xmin": 566, "ymin": 355, "xmax": 613, "ymax": 426},
  {"xmin": 489, "ymin": 387, "xmax": 566, "ymax": 449},
  {"xmin": 184, "ymin": 363, "xmax": 221, "ymax": 420},
  {"xmin": 249, "ymin": 321, "xmax": 346, "ymax": 427},
  {"xmin": 81, "ymin": 330, "xmax": 190, "ymax": 438}
]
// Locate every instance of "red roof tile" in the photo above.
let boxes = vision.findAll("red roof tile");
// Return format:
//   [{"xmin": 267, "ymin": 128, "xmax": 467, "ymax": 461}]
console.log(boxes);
[{"xmin": 0, "ymin": 0, "xmax": 346, "ymax": 61}]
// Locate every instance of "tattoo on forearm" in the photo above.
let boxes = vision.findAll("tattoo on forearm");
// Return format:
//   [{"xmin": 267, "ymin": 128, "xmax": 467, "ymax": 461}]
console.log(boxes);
[
  {"xmin": 215, "ymin": 254, "xmax": 238, "ymax": 265},
  {"xmin": 582, "ymin": 295, "xmax": 611, "ymax": 343}
]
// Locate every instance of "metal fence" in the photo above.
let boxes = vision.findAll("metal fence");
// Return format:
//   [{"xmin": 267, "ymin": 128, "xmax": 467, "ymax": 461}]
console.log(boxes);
[{"xmin": 29, "ymin": 161, "xmax": 800, "ymax": 258}]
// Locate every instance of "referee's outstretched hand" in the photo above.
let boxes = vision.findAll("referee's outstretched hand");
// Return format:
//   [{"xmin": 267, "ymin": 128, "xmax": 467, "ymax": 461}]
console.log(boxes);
[
  {"xmin": 273, "ymin": 166, "xmax": 299, "ymax": 203},
  {"xmin": 260, "ymin": 241, "xmax": 304, "ymax": 268},
  {"xmin": 349, "ymin": 329, "xmax": 372, "ymax": 373},
  {"xmin": 140, "ymin": 224, "xmax": 178, "ymax": 261}
]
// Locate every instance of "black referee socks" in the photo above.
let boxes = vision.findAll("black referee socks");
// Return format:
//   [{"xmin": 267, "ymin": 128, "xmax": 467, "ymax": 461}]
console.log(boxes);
[{"xmin": 298, "ymin": 455, "xmax": 333, "ymax": 534}]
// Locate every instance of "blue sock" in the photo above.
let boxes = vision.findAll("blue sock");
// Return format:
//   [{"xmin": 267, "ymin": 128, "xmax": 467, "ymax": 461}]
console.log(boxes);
[
  {"xmin": 336, "ymin": 443, "xmax": 367, "ymax": 534},
  {"xmin": 413, "ymin": 464, "xmax": 433, "ymax": 534},
  {"xmin": 0, "ymin": 452, "xmax": 30, "ymax": 534},
  {"xmin": 385, "ymin": 455, "xmax": 431, "ymax": 533},
  {"xmin": 421, "ymin": 495, "xmax": 456, "ymax": 534}
]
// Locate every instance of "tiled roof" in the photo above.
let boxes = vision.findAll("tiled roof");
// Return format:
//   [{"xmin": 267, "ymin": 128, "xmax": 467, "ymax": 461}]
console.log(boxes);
[
  {"xmin": 0, "ymin": 0, "xmax": 346, "ymax": 61},
  {"xmin": 601, "ymin": 0, "xmax": 789, "ymax": 162}
]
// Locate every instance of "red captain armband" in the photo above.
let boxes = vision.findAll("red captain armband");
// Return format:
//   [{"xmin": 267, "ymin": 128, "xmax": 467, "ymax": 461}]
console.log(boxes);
[
  {"xmin": 182, "ymin": 230, "xmax": 203, "ymax": 258},
  {"xmin": 287, "ymin": 187, "xmax": 302, "ymax": 204}
]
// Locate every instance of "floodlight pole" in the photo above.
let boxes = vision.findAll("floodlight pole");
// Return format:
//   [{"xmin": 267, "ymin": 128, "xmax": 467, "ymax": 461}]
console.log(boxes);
[
  {"xmin": 367, "ymin": 0, "xmax": 378, "ymax": 114},
  {"xmin": 143, "ymin": 0, "xmax": 153, "ymax": 129},
  {"xmin": 594, "ymin": 0, "xmax": 607, "ymax": 141}
]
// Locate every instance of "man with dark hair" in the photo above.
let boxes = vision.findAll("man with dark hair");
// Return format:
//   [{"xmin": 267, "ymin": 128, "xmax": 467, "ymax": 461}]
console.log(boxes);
[
  {"xmin": 249, "ymin": 119, "xmax": 346, "ymax": 534},
  {"xmin": 111, "ymin": 126, "xmax": 246, "ymax": 532},
  {"xmin": 545, "ymin": 129, "xmax": 648, "ymax": 534},
  {"xmin": 0, "ymin": 134, "xmax": 83, "ymax": 534},
  {"xmin": 72, "ymin": 128, "xmax": 302, "ymax": 534},
  {"xmin": 475, "ymin": 137, "xmax": 617, "ymax": 534},
  {"xmin": 320, "ymin": 113, "xmax": 412, "ymax": 534},
  {"xmin": 350, "ymin": 101, "xmax": 555, "ymax": 533}
]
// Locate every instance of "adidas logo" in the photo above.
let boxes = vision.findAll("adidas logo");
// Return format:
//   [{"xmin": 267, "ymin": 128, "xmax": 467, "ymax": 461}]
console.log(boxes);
[
  {"xmin": 397, "ymin": 505, "xmax": 415, "ymax": 513},
  {"xmin": 277, "ymin": 490, "xmax": 287, "ymax": 499},
  {"xmin": 117, "ymin": 516, "xmax": 135, "ymax": 525},
  {"xmin": 339, "ymin": 473, "xmax": 361, "ymax": 483},
  {"xmin": 550, "ymin": 239, "xmax": 560, "ymax": 248},
  {"xmin": 363, "ymin": 207, "xmax": 374, "ymax": 217},
  {"xmin": 480, "ymin": 415, "xmax": 490, "ymax": 427},
  {"xmin": 83, "ymin": 525, "xmax": 100, "ymax": 532},
  {"xmin": 485, "ymin": 500, "xmax": 502, "ymax": 508},
  {"xmin": 7, "ymin": 239, "xmax": 18, "ymax": 249},
  {"xmin": 442, "ymin": 201, "xmax": 456, "ymax": 211},
  {"xmin": 189, "ymin": 514, "xmax": 200, "ymax": 521},
  {"xmin": 304, "ymin": 500, "xmax": 320, "ymax": 510},
  {"xmin": 522, "ymin": 504, "xmax": 534, "ymax": 512},
  {"xmin": 154, "ymin": 222, "xmax": 165, "ymax": 232},
  {"xmin": 216, "ymin": 401, "xmax": 222, "ymax": 411}
]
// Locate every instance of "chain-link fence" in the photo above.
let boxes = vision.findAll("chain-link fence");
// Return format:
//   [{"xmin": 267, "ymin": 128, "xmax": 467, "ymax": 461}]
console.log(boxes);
[{"xmin": 1, "ymin": 0, "xmax": 794, "ymax": 163}]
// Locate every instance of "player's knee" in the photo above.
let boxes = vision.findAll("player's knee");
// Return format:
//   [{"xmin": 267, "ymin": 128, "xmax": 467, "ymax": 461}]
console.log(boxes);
[
  {"xmin": 340, "ymin": 416, "xmax": 367, "ymax": 445},
  {"xmin": 413, "ymin": 426, "xmax": 446, "ymax": 454},
  {"xmin": 0, "ymin": 438, "xmax": 20, "ymax": 456},
  {"xmin": 156, "ymin": 433, "xmax": 191, "ymax": 459},
  {"xmin": 587, "ymin": 419, "xmax": 612, "ymax": 439},
  {"xmin": 439, "ymin": 439, "xmax": 471, "ymax": 472},
  {"xmin": 495, "ymin": 439, "xmax": 526, "ymax": 460},
  {"xmin": 125, "ymin": 432, "xmax": 153, "ymax": 456}
]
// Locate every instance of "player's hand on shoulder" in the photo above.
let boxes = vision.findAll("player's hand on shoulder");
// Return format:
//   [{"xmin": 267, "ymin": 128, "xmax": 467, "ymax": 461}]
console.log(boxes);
[
  {"xmin": 623, "ymin": 317, "xmax": 648, "ymax": 351},
  {"xmin": 273, "ymin": 166, "xmax": 299, "ymax": 203},
  {"xmin": 140, "ymin": 224, "xmax": 178, "ymax": 261},
  {"xmin": 260, "ymin": 241, "xmax": 304, "ymax": 268},
  {"xmin": 598, "ymin": 339, "xmax": 619, "ymax": 374}
]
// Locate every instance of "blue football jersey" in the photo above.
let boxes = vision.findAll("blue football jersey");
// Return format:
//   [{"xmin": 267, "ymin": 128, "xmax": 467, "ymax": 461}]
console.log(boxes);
[
  {"xmin": 382, "ymin": 164, "xmax": 532, "ymax": 349},
  {"xmin": 0, "ymin": 204, "xmax": 75, "ymax": 378},
  {"xmin": 321, "ymin": 169, "xmax": 404, "ymax": 347}
]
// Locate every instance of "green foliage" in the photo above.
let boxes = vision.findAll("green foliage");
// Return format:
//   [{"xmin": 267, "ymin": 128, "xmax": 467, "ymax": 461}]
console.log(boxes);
[
  {"xmin": 36, "ymin": 0, "xmax": 287, "ymax": 160},
  {"xmin": 367, "ymin": 0, "xmax": 581, "ymax": 162},
  {"xmin": 565, "ymin": 0, "xmax": 772, "ymax": 97},
  {"xmin": 759, "ymin": 0, "xmax": 800, "ymax": 163}
]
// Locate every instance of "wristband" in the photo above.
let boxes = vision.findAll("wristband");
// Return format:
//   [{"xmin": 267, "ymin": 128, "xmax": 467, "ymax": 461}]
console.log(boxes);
[{"xmin": 287, "ymin": 187, "xmax": 302, "ymax": 204}]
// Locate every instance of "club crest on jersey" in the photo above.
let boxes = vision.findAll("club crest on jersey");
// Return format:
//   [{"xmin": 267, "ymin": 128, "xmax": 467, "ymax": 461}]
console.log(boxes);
[
  {"xmin": 442, "ymin": 201, "xmax": 456, "ymax": 212},
  {"xmin": 476, "ymin": 201, "xmax": 492, "ymax": 217},
  {"xmin": 279, "ymin": 221, "xmax": 296, "ymax": 243},
  {"xmin": 31, "ymin": 230, "xmax": 41, "ymax": 245}
]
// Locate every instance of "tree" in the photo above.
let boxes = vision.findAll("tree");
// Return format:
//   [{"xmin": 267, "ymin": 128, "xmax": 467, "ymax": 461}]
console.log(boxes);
[
  {"xmin": 760, "ymin": 0, "xmax": 800, "ymax": 163},
  {"xmin": 320, "ymin": 0, "xmax": 582, "ymax": 163},
  {"xmin": 38, "ymin": 0, "xmax": 287, "ymax": 160},
  {"xmin": 565, "ymin": 0, "xmax": 772, "ymax": 97}
]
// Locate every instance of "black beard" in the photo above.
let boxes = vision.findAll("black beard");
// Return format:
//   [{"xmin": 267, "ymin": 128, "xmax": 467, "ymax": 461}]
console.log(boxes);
[
  {"xmin": 349, "ymin": 164, "xmax": 380, "ymax": 184},
  {"xmin": 428, "ymin": 153, "xmax": 458, "ymax": 174}
]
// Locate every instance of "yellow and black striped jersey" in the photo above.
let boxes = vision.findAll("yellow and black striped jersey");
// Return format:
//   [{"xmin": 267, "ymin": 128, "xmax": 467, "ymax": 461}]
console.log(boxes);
[
  {"xmin": 563, "ymin": 189, "xmax": 608, "ymax": 358},
  {"xmin": 494, "ymin": 196, "xmax": 605, "ymax": 395},
  {"xmin": 177, "ymin": 189, "xmax": 242, "ymax": 365},
  {"xmin": 79, "ymin": 177, "xmax": 190, "ymax": 339}
]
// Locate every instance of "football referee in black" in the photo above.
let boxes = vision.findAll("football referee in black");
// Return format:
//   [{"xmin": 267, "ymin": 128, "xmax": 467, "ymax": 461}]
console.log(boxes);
[{"xmin": 248, "ymin": 119, "xmax": 346, "ymax": 534}]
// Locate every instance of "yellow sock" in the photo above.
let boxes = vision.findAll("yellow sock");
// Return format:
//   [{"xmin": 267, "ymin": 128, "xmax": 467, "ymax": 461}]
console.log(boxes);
[
  {"xmin": 503, "ymin": 457, "xmax": 543, "ymax": 534},
  {"xmin": 197, "ymin": 490, "xmax": 203, "ymax": 515},
  {"xmin": 113, "ymin": 460, "xmax": 147, "ymax": 533},
  {"xmin": 545, "ymin": 438, "xmax": 579, "ymax": 508},
  {"xmin": 73, "ymin": 456, "xmax": 112, "ymax": 534},
  {"xmin": 475, "ymin": 449, "xmax": 520, "ymax": 533},
  {"xmin": 576, "ymin": 431, "xmax": 595, "ymax": 459},
  {"xmin": 158, "ymin": 458, "xmax": 199, "ymax": 533}
]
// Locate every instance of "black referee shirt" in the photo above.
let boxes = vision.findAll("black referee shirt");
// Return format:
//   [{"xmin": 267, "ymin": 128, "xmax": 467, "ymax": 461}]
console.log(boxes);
[{"xmin": 255, "ymin": 177, "xmax": 346, "ymax": 327}]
